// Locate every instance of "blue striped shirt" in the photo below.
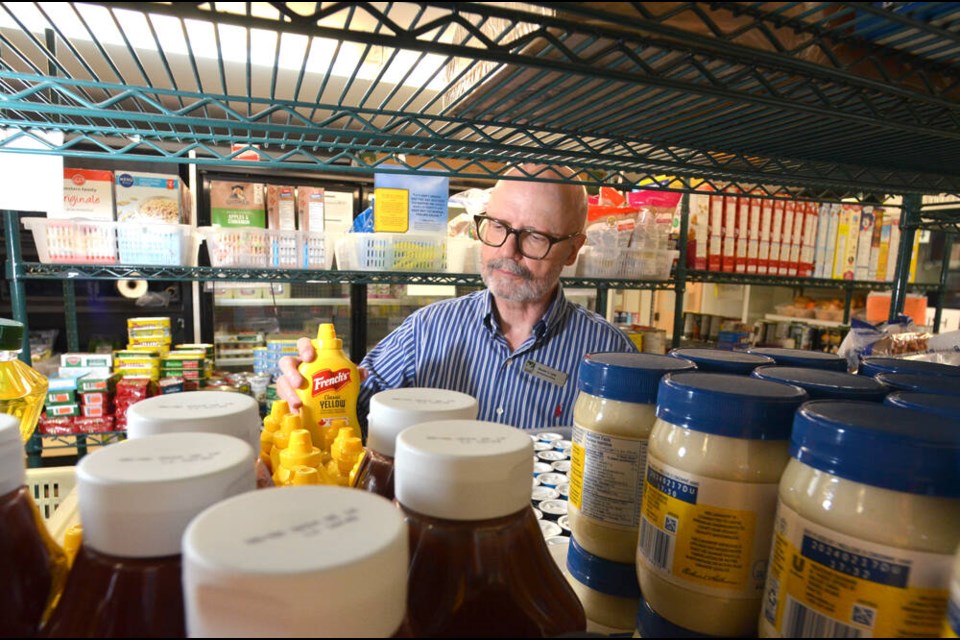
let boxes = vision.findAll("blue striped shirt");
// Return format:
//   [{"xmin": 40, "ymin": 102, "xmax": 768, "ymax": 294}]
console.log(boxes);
[{"xmin": 358, "ymin": 286, "xmax": 638, "ymax": 429}]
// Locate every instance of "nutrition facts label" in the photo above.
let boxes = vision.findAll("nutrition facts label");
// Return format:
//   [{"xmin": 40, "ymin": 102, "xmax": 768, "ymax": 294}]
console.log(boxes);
[{"xmin": 569, "ymin": 425, "xmax": 646, "ymax": 529}]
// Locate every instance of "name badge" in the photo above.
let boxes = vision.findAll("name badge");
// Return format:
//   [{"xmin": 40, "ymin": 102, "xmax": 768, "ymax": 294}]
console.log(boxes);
[{"xmin": 522, "ymin": 359, "xmax": 568, "ymax": 387}]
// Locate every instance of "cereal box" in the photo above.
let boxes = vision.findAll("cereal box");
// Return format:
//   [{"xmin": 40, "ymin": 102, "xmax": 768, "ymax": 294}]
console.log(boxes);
[
  {"xmin": 114, "ymin": 171, "xmax": 190, "ymax": 224},
  {"xmin": 210, "ymin": 180, "xmax": 265, "ymax": 227},
  {"xmin": 57, "ymin": 168, "xmax": 115, "ymax": 220},
  {"xmin": 267, "ymin": 185, "xmax": 297, "ymax": 231}
]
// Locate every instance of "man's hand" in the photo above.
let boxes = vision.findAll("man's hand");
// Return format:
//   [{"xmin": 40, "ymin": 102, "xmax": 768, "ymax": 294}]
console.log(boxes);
[
  {"xmin": 276, "ymin": 337, "xmax": 316, "ymax": 410},
  {"xmin": 276, "ymin": 337, "xmax": 369, "ymax": 410}
]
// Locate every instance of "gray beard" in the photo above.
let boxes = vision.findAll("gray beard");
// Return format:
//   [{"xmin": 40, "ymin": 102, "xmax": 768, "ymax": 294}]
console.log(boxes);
[{"xmin": 481, "ymin": 257, "xmax": 559, "ymax": 303}]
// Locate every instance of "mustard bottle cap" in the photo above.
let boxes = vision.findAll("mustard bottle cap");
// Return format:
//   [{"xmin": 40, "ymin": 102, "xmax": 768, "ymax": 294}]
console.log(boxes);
[{"xmin": 314, "ymin": 323, "xmax": 342, "ymax": 350}]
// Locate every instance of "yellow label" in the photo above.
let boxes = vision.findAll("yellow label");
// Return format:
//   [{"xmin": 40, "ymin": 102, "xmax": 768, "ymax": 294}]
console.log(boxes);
[
  {"xmin": 568, "ymin": 424, "xmax": 647, "ymax": 530},
  {"xmin": 373, "ymin": 187, "xmax": 409, "ymax": 232},
  {"xmin": 637, "ymin": 457, "xmax": 778, "ymax": 598},
  {"xmin": 762, "ymin": 502, "xmax": 951, "ymax": 637}
]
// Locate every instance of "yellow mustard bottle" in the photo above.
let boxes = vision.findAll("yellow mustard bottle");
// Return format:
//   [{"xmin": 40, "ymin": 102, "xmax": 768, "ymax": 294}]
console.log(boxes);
[{"xmin": 295, "ymin": 324, "xmax": 361, "ymax": 442}]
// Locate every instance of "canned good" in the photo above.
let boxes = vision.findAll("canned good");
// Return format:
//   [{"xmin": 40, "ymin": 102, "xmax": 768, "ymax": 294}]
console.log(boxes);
[
  {"xmin": 537, "ymin": 450, "xmax": 567, "ymax": 463},
  {"xmin": 539, "ymin": 520, "xmax": 562, "ymax": 538},
  {"xmin": 532, "ymin": 486, "xmax": 560, "ymax": 502},
  {"xmin": 551, "ymin": 460, "xmax": 571, "ymax": 474},
  {"xmin": 537, "ymin": 473, "xmax": 567, "ymax": 489},
  {"xmin": 539, "ymin": 499, "xmax": 568, "ymax": 519}
]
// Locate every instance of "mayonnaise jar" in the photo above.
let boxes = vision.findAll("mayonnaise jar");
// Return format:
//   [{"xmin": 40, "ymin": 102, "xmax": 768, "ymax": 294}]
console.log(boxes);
[
  {"xmin": 760, "ymin": 401, "xmax": 960, "ymax": 638},
  {"xmin": 637, "ymin": 372, "xmax": 807, "ymax": 637},
  {"xmin": 569, "ymin": 353, "xmax": 696, "ymax": 563}
]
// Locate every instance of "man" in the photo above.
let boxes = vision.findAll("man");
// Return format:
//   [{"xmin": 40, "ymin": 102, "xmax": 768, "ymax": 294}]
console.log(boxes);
[{"xmin": 278, "ymin": 164, "xmax": 637, "ymax": 429}]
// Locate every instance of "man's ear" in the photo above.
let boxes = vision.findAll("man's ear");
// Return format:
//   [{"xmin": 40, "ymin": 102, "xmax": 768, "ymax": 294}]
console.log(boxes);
[{"xmin": 565, "ymin": 234, "xmax": 586, "ymax": 266}]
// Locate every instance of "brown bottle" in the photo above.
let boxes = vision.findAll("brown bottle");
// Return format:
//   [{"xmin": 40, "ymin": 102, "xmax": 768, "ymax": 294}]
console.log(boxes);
[
  {"xmin": 0, "ymin": 416, "xmax": 68, "ymax": 638},
  {"xmin": 395, "ymin": 419, "xmax": 586, "ymax": 637},
  {"xmin": 41, "ymin": 432, "xmax": 255, "ymax": 638},
  {"xmin": 353, "ymin": 387, "xmax": 478, "ymax": 500}
]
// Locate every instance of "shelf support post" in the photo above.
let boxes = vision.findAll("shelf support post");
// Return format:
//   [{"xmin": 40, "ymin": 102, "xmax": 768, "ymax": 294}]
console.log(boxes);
[
  {"xmin": 889, "ymin": 195, "xmax": 921, "ymax": 322},
  {"xmin": 671, "ymin": 194, "xmax": 690, "ymax": 348},
  {"xmin": 933, "ymin": 233, "xmax": 953, "ymax": 333},
  {"xmin": 3, "ymin": 211, "xmax": 31, "ymax": 364},
  {"xmin": 62, "ymin": 281, "xmax": 79, "ymax": 352}
]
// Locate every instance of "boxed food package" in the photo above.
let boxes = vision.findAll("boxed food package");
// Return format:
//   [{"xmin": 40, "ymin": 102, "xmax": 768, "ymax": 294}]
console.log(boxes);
[
  {"xmin": 56, "ymin": 168, "xmax": 115, "ymax": 220},
  {"xmin": 75, "ymin": 415, "xmax": 114, "ymax": 434},
  {"xmin": 114, "ymin": 171, "xmax": 190, "ymax": 224},
  {"xmin": 266, "ymin": 184, "xmax": 297, "ymax": 230},
  {"xmin": 61, "ymin": 352, "xmax": 113, "ymax": 369},
  {"xmin": 297, "ymin": 186, "xmax": 325, "ymax": 232},
  {"xmin": 210, "ymin": 180, "xmax": 265, "ymax": 227}
]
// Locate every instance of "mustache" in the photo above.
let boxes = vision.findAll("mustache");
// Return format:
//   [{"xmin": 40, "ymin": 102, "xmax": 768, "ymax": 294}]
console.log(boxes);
[{"xmin": 486, "ymin": 258, "xmax": 533, "ymax": 280}]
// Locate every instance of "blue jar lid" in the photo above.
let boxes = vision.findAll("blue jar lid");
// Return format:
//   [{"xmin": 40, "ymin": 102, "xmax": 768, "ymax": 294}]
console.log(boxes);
[
  {"xmin": 635, "ymin": 594, "xmax": 718, "ymax": 638},
  {"xmin": 668, "ymin": 348, "xmax": 774, "ymax": 375},
  {"xmin": 747, "ymin": 347, "xmax": 847, "ymax": 372},
  {"xmin": 752, "ymin": 366, "xmax": 888, "ymax": 402},
  {"xmin": 858, "ymin": 356, "xmax": 960, "ymax": 378},
  {"xmin": 578, "ymin": 352, "xmax": 696, "ymax": 404},
  {"xmin": 875, "ymin": 373, "xmax": 960, "ymax": 396},
  {"xmin": 656, "ymin": 372, "xmax": 807, "ymax": 440},
  {"xmin": 885, "ymin": 392, "xmax": 960, "ymax": 421},
  {"xmin": 565, "ymin": 537, "xmax": 641, "ymax": 599},
  {"xmin": 791, "ymin": 401, "xmax": 960, "ymax": 497}
]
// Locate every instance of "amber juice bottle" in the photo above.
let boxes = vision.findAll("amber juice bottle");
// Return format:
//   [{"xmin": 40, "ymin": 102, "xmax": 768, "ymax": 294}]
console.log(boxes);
[
  {"xmin": 353, "ymin": 388, "xmax": 477, "ymax": 500},
  {"xmin": 41, "ymin": 432, "xmax": 255, "ymax": 638},
  {"xmin": 395, "ymin": 419, "xmax": 586, "ymax": 637},
  {"xmin": 0, "ymin": 414, "xmax": 67, "ymax": 638}
]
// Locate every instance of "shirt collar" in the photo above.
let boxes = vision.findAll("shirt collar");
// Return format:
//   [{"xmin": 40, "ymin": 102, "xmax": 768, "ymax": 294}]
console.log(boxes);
[{"xmin": 481, "ymin": 284, "xmax": 572, "ymax": 341}]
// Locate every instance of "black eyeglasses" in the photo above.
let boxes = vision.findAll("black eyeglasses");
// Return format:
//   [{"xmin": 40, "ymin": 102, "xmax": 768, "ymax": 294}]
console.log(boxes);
[{"xmin": 474, "ymin": 215, "xmax": 582, "ymax": 260}]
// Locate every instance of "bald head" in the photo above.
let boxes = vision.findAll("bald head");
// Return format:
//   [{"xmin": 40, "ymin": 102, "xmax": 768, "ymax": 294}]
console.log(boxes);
[{"xmin": 489, "ymin": 164, "xmax": 588, "ymax": 235}]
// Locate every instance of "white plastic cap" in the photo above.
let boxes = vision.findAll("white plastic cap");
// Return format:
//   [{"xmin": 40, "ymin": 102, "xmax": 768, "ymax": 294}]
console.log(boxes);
[
  {"xmin": 182, "ymin": 485, "xmax": 408, "ymax": 638},
  {"xmin": 367, "ymin": 388, "xmax": 478, "ymax": 457},
  {"xmin": 77, "ymin": 432, "xmax": 255, "ymax": 558},
  {"xmin": 395, "ymin": 420, "xmax": 533, "ymax": 520},
  {"xmin": 125, "ymin": 391, "xmax": 261, "ymax": 451},
  {"xmin": 0, "ymin": 415, "xmax": 24, "ymax": 495}
]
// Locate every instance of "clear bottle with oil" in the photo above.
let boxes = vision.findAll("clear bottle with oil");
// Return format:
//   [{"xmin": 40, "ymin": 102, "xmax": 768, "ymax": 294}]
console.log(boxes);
[{"xmin": 0, "ymin": 318, "xmax": 48, "ymax": 443}]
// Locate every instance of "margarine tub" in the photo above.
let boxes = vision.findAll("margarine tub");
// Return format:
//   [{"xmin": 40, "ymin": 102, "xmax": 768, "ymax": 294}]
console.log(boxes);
[
  {"xmin": 668, "ymin": 348, "xmax": 774, "ymax": 375},
  {"xmin": 569, "ymin": 352, "xmax": 696, "ymax": 563},
  {"xmin": 751, "ymin": 366, "xmax": 888, "ymax": 402},
  {"xmin": 759, "ymin": 401, "xmax": 960, "ymax": 638},
  {"xmin": 857, "ymin": 356, "xmax": 960, "ymax": 379},
  {"xmin": 746, "ymin": 347, "xmax": 847, "ymax": 372},
  {"xmin": 884, "ymin": 391, "xmax": 960, "ymax": 420},
  {"xmin": 566, "ymin": 536, "xmax": 641, "ymax": 631},
  {"xmin": 875, "ymin": 372, "xmax": 960, "ymax": 396},
  {"xmin": 636, "ymin": 372, "xmax": 807, "ymax": 637}
]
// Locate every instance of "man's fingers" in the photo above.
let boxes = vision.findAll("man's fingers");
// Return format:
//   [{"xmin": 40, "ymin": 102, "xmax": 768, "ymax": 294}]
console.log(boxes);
[{"xmin": 275, "ymin": 374, "xmax": 303, "ymax": 411}]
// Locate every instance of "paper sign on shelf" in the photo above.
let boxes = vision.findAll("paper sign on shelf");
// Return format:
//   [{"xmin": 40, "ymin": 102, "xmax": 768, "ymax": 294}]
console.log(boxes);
[{"xmin": 373, "ymin": 170, "xmax": 449, "ymax": 234}]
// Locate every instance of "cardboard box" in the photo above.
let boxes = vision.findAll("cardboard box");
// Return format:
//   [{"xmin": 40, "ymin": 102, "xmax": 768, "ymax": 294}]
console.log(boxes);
[
  {"xmin": 867, "ymin": 208, "xmax": 885, "ymax": 282},
  {"xmin": 735, "ymin": 197, "xmax": 748, "ymax": 273},
  {"xmin": 297, "ymin": 186, "xmax": 325, "ymax": 232},
  {"xmin": 854, "ymin": 205, "xmax": 877, "ymax": 281},
  {"xmin": 780, "ymin": 201, "xmax": 794, "ymax": 276},
  {"xmin": 46, "ymin": 390, "xmax": 76, "ymax": 405},
  {"xmin": 821, "ymin": 204, "xmax": 841, "ymax": 279},
  {"xmin": 801, "ymin": 202, "xmax": 819, "ymax": 278},
  {"xmin": 721, "ymin": 195, "xmax": 737, "ymax": 272},
  {"xmin": 758, "ymin": 199, "xmax": 773, "ymax": 275},
  {"xmin": 80, "ymin": 392, "xmax": 110, "ymax": 406},
  {"xmin": 789, "ymin": 201, "xmax": 805, "ymax": 276},
  {"xmin": 834, "ymin": 204, "xmax": 862, "ymax": 280},
  {"xmin": 769, "ymin": 201, "xmax": 784, "ymax": 275},
  {"xmin": 747, "ymin": 197, "xmax": 761, "ymax": 274},
  {"xmin": 77, "ymin": 373, "xmax": 121, "ymax": 393},
  {"xmin": 61, "ymin": 352, "xmax": 113, "ymax": 369},
  {"xmin": 47, "ymin": 403, "xmax": 79, "ymax": 417},
  {"xmin": 210, "ymin": 180, "xmax": 265, "ymax": 227},
  {"xmin": 58, "ymin": 168, "xmax": 114, "ymax": 220},
  {"xmin": 114, "ymin": 171, "xmax": 189, "ymax": 224},
  {"xmin": 267, "ymin": 184, "xmax": 297, "ymax": 231}
]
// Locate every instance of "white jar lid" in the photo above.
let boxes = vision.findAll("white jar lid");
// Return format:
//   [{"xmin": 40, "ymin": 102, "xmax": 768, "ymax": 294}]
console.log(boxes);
[
  {"xmin": 125, "ymin": 390, "xmax": 261, "ymax": 451},
  {"xmin": 395, "ymin": 419, "xmax": 532, "ymax": 520},
  {"xmin": 182, "ymin": 486, "xmax": 408, "ymax": 638},
  {"xmin": 0, "ymin": 415, "xmax": 24, "ymax": 495},
  {"xmin": 367, "ymin": 388, "xmax": 478, "ymax": 457},
  {"xmin": 77, "ymin": 432, "xmax": 255, "ymax": 557}
]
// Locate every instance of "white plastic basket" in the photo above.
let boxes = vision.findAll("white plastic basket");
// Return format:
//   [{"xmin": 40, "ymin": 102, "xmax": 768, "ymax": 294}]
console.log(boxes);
[
  {"xmin": 200, "ymin": 226, "xmax": 269, "ymax": 268},
  {"xmin": 301, "ymin": 231, "xmax": 333, "ymax": 270},
  {"xmin": 336, "ymin": 232, "xmax": 446, "ymax": 272},
  {"xmin": 26, "ymin": 466, "xmax": 76, "ymax": 523},
  {"xmin": 23, "ymin": 217, "xmax": 196, "ymax": 266},
  {"xmin": 23, "ymin": 217, "xmax": 117, "ymax": 264}
]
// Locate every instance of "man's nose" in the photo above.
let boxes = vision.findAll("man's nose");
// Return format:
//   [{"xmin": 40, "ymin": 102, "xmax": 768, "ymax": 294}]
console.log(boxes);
[{"xmin": 498, "ymin": 229, "xmax": 524, "ymax": 258}]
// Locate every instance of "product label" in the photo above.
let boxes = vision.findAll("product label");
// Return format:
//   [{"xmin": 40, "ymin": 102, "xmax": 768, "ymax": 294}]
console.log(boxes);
[
  {"xmin": 637, "ymin": 456, "xmax": 779, "ymax": 598},
  {"xmin": 311, "ymin": 368, "xmax": 352, "ymax": 395},
  {"xmin": 946, "ymin": 593, "xmax": 960, "ymax": 637},
  {"xmin": 569, "ymin": 424, "xmax": 647, "ymax": 530},
  {"xmin": 762, "ymin": 502, "xmax": 951, "ymax": 638}
]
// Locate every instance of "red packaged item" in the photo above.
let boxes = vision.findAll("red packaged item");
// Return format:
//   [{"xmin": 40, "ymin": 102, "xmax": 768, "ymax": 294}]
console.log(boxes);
[
  {"xmin": 74, "ymin": 416, "xmax": 114, "ymax": 434},
  {"xmin": 38, "ymin": 414, "xmax": 77, "ymax": 436},
  {"xmin": 115, "ymin": 378, "xmax": 156, "ymax": 401}
]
